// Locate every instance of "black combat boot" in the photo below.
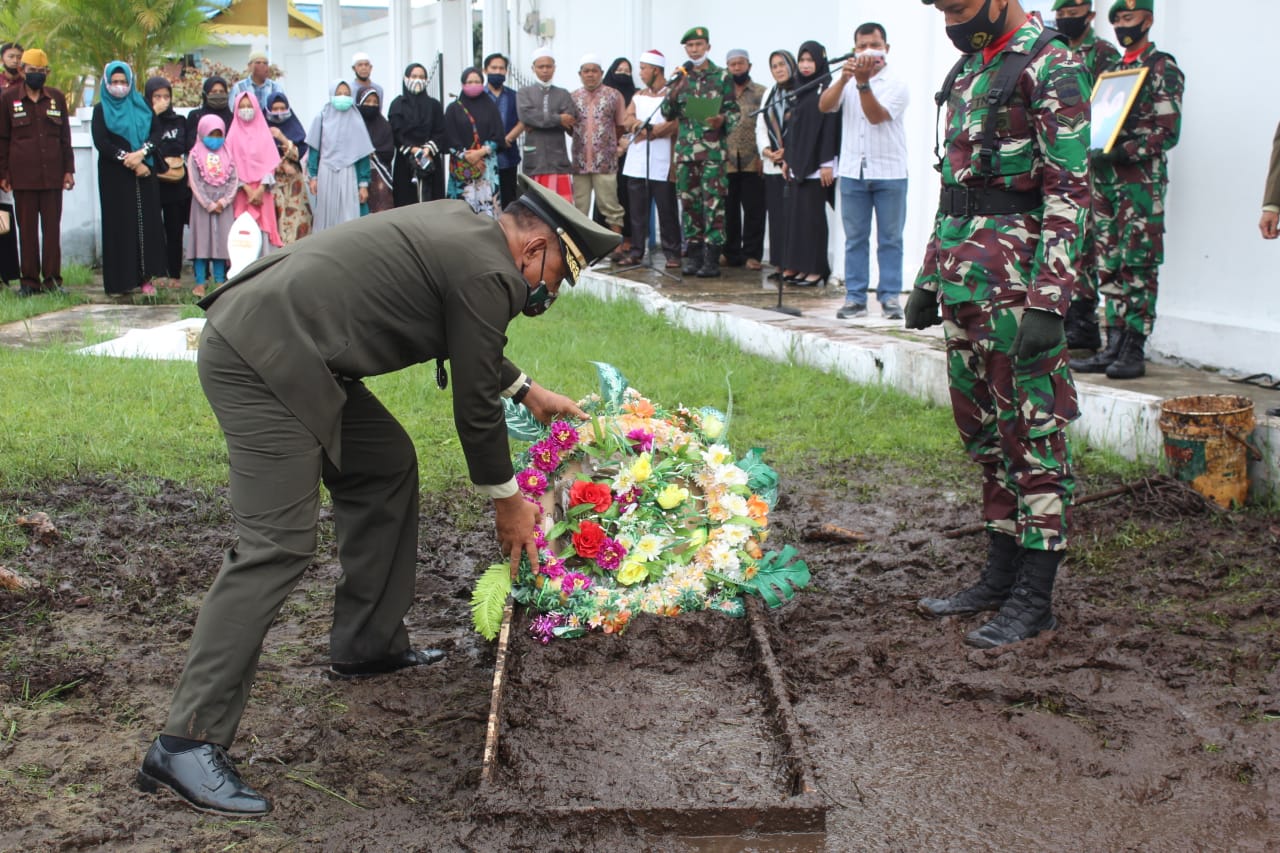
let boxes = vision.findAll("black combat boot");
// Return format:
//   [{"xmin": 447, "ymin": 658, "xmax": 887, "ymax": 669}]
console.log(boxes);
[
  {"xmin": 681, "ymin": 242, "xmax": 703, "ymax": 277},
  {"xmin": 697, "ymin": 242, "xmax": 723, "ymax": 278},
  {"xmin": 1065, "ymin": 299, "xmax": 1102, "ymax": 351},
  {"xmin": 1105, "ymin": 331, "xmax": 1146, "ymax": 380},
  {"xmin": 964, "ymin": 549, "xmax": 1062, "ymax": 648},
  {"xmin": 1070, "ymin": 326, "xmax": 1124, "ymax": 373},
  {"xmin": 917, "ymin": 531, "xmax": 1020, "ymax": 618}
]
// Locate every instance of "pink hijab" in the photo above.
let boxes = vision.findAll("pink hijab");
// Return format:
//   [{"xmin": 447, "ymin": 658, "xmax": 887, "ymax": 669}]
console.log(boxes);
[
  {"xmin": 224, "ymin": 90, "xmax": 281, "ymax": 182},
  {"xmin": 190, "ymin": 113, "xmax": 234, "ymax": 186}
]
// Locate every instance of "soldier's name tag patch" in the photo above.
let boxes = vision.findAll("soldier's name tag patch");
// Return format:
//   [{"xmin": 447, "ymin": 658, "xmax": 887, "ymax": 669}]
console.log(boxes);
[{"xmin": 48, "ymin": 108, "xmax": 62, "ymax": 117}]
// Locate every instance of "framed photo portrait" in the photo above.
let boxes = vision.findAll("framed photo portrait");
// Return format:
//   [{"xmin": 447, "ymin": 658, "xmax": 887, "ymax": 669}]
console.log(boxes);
[{"xmin": 1090, "ymin": 67, "xmax": 1149, "ymax": 153}]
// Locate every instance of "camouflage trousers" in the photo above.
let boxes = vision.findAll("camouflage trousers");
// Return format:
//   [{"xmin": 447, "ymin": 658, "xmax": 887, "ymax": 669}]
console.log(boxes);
[
  {"xmin": 1072, "ymin": 180, "xmax": 1104, "ymax": 305},
  {"xmin": 676, "ymin": 158, "xmax": 728, "ymax": 245},
  {"xmin": 1095, "ymin": 178, "xmax": 1166, "ymax": 336},
  {"xmin": 942, "ymin": 300, "xmax": 1079, "ymax": 551}
]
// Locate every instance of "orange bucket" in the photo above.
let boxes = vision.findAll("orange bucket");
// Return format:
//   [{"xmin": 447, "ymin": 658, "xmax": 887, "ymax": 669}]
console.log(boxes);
[{"xmin": 1158, "ymin": 395, "xmax": 1260, "ymax": 508}]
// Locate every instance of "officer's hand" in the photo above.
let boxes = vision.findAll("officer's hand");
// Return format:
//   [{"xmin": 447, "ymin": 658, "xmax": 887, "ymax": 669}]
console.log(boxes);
[
  {"xmin": 522, "ymin": 382, "xmax": 588, "ymax": 424},
  {"xmin": 903, "ymin": 287, "xmax": 942, "ymax": 329},
  {"xmin": 1260, "ymin": 210, "xmax": 1279, "ymax": 240},
  {"xmin": 494, "ymin": 494, "xmax": 541, "ymax": 578},
  {"xmin": 840, "ymin": 58, "xmax": 856, "ymax": 83},
  {"xmin": 63, "ymin": 173, "xmax": 75, "ymax": 191},
  {"xmin": 1012, "ymin": 308, "xmax": 1065, "ymax": 360},
  {"xmin": 0, "ymin": 178, "xmax": 10, "ymax": 193}
]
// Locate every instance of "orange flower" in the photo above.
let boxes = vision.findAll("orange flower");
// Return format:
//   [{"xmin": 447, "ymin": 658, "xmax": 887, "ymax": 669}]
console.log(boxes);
[
  {"xmin": 746, "ymin": 540, "xmax": 763, "ymax": 559},
  {"xmin": 623, "ymin": 398, "xmax": 656, "ymax": 418},
  {"xmin": 746, "ymin": 495, "xmax": 770, "ymax": 523}
]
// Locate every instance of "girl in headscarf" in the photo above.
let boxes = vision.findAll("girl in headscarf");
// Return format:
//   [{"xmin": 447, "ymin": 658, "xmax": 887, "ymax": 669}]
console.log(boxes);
[
  {"xmin": 185, "ymin": 76, "xmax": 232, "ymax": 150},
  {"xmin": 757, "ymin": 49, "xmax": 798, "ymax": 279},
  {"xmin": 357, "ymin": 86, "xmax": 396, "ymax": 213},
  {"xmin": 601, "ymin": 57, "xmax": 637, "ymax": 259},
  {"xmin": 781, "ymin": 41, "xmax": 840, "ymax": 287},
  {"xmin": 91, "ymin": 61, "xmax": 168, "ymax": 296},
  {"xmin": 145, "ymin": 76, "xmax": 191, "ymax": 286},
  {"xmin": 226, "ymin": 90, "xmax": 283, "ymax": 249},
  {"xmin": 264, "ymin": 93, "xmax": 312, "ymax": 244},
  {"xmin": 307, "ymin": 80, "xmax": 374, "ymax": 231},
  {"xmin": 388, "ymin": 62, "xmax": 446, "ymax": 206},
  {"xmin": 187, "ymin": 114, "xmax": 238, "ymax": 297},
  {"xmin": 444, "ymin": 67, "xmax": 504, "ymax": 217}
]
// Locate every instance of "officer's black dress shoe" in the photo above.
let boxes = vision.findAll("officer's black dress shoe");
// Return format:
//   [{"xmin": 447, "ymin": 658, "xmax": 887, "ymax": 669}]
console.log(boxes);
[
  {"xmin": 330, "ymin": 647, "xmax": 445, "ymax": 678},
  {"xmin": 136, "ymin": 738, "xmax": 272, "ymax": 816}
]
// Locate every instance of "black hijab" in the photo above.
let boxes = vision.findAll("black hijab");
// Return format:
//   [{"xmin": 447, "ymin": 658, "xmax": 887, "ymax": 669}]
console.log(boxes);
[
  {"xmin": 603, "ymin": 57, "xmax": 636, "ymax": 106},
  {"xmin": 445, "ymin": 67, "xmax": 504, "ymax": 151},
  {"xmin": 388, "ymin": 63, "xmax": 444, "ymax": 147},
  {"xmin": 762, "ymin": 50, "xmax": 798, "ymax": 151},
  {"xmin": 185, "ymin": 75, "xmax": 232, "ymax": 149},
  {"xmin": 783, "ymin": 41, "xmax": 840, "ymax": 184},
  {"xmin": 264, "ymin": 92, "xmax": 308, "ymax": 158},
  {"xmin": 357, "ymin": 85, "xmax": 395, "ymax": 165}
]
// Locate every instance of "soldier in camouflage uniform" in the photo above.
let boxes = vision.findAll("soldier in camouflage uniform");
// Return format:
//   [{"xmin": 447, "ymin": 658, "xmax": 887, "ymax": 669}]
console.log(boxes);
[
  {"xmin": 908, "ymin": 0, "xmax": 1090, "ymax": 648},
  {"xmin": 1072, "ymin": 0, "xmax": 1183, "ymax": 379},
  {"xmin": 661, "ymin": 26, "xmax": 740, "ymax": 278},
  {"xmin": 1053, "ymin": 0, "xmax": 1121, "ymax": 351}
]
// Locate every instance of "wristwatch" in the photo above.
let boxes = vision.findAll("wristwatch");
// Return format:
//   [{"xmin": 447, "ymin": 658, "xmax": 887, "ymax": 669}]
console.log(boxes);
[
  {"xmin": 511, "ymin": 378, "xmax": 533, "ymax": 406},
  {"xmin": 856, "ymin": 83, "xmax": 871, "ymax": 92}
]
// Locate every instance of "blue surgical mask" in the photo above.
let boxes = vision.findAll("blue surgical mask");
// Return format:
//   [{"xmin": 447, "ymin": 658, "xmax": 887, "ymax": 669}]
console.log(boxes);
[
  {"xmin": 332, "ymin": 94, "xmax": 354, "ymax": 111},
  {"xmin": 268, "ymin": 109, "xmax": 293, "ymax": 123},
  {"xmin": 203, "ymin": 136, "xmax": 225, "ymax": 150}
]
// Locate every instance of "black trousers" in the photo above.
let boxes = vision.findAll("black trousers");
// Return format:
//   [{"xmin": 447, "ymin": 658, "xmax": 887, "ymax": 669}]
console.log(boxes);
[
  {"xmin": 160, "ymin": 198, "xmax": 188, "ymax": 279},
  {"xmin": 725, "ymin": 170, "xmax": 766, "ymax": 264},
  {"xmin": 626, "ymin": 178, "xmax": 681, "ymax": 258},
  {"xmin": 497, "ymin": 166, "xmax": 519, "ymax": 210},
  {"xmin": 764, "ymin": 173, "xmax": 786, "ymax": 267},
  {"xmin": 0, "ymin": 201, "xmax": 18, "ymax": 283}
]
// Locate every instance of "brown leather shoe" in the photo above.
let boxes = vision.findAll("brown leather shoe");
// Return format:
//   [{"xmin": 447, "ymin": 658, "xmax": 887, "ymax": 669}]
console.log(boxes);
[{"xmin": 745, "ymin": 259, "xmax": 764, "ymax": 271}]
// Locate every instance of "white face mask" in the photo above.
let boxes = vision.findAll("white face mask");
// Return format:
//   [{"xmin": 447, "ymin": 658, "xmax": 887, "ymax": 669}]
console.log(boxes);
[
  {"xmin": 405, "ymin": 77, "xmax": 426, "ymax": 94},
  {"xmin": 108, "ymin": 83, "xmax": 130, "ymax": 98},
  {"xmin": 238, "ymin": 107, "xmax": 257, "ymax": 122}
]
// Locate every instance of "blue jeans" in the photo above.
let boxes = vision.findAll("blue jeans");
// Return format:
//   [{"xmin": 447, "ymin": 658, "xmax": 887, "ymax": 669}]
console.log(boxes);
[{"xmin": 840, "ymin": 176, "xmax": 908, "ymax": 306}]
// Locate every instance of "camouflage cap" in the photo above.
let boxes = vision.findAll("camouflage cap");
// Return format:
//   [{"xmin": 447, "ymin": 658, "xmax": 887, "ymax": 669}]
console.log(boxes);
[
  {"xmin": 681, "ymin": 26, "xmax": 709, "ymax": 43},
  {"xmin": 1052, "ymin": 0, "xmax": 1092, "ymax": 10},
  {"xmin": 1109, "ymin": 0, "xmax": 1153, "ymax": 21}
]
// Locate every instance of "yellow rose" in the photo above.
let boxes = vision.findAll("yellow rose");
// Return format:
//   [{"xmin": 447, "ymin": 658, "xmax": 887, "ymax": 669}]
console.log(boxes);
[
  {"xmin": 657, "ymin": 484, "xmax": 689, "ymax": 510},
  {"xmin": 629, "ymin": 452, "xmax": 652, "ymax": 483},
  {"xmin": 617, "ymin": 559, "xmax": 648, "ymax": 586},
  {"xmin": 702, "ymin": 415, "xmax": 724, "ymax": 439}
]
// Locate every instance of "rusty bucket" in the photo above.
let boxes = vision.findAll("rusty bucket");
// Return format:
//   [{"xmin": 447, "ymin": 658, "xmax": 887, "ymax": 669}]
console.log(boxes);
[{"xmin": 1158, "ymin": 395, "xmax": 1261, "ymax": 508}]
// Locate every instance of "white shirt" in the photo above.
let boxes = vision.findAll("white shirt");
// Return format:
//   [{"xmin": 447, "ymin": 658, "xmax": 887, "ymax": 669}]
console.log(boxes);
[
  {"xmin": 836, "ymin": 65, "xmax": 909, "ymax": 181},
  {"xmin": 622, "ymin": 93, "xmax": 673, "ymax": 181},
  {"xmin": 756, "ymin": 84, "xmax": 786, "ymax": 176}
]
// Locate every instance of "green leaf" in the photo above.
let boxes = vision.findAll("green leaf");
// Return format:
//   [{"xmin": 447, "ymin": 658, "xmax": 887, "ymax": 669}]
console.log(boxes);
[
  {"xmin": 737, "ymin": 447, "xmax": 780, "ymax": 509},
  {"xmin": 552, "ymin": 626, "xmax": 586, "ymax": 639},
  {"xmin": 740, "ymin": 545, "xmax": 811, "ymax": 608},
  {"xmin": 470, "ymin": 564, "xmax": 512, "ymax": 640},
  {"xmin": 546, "ymin": 521, "xmax": 569, "ymax": 542},
  {"xmin": 592, "ymin": 362, "xmax": 630, "ymax": 409},
  {"xmin": 567, "ymin": 502, "xmax": 596, "ymax": 518},
  {"xmin": 504, "ymin": 398, "xmax": 546, "ymax": 442}
]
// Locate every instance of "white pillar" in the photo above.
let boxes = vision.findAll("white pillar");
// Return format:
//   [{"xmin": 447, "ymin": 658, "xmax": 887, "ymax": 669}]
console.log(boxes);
[
  {"xmin": 389, "ymin": 0, "xmax": 412, "ymax": 81},
  {"xmin": 267, "ymin": 0, "xmax": 290, "ymax": 72},
  {"xmin": 482, "ymin": 0, "xmax": 509, "ymax": 62},
  {"xmin": 440, "ymin": 0, "xmax": 472, "ymax": 99},
  {"xmin": 323, "ymin": 0, "xmax": 342, "ymax": 82},
  {"xmin": 627, "ymin": 0, "xmax": 650, "ymax": 63}
]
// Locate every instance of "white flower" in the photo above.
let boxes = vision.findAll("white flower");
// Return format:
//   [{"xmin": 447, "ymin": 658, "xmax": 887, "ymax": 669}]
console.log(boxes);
[
  {"xmin": 701, "ymin": 444, "xmax": 734, "ymax": 467},
  {"xmin": 714, "ymin": 464, "xmax": 748, "ymax": 488},
  {"xmin": 634, "ymin": 534, "xmax": 665, "ymax": 561},
  {"xmin": 719, "ymin": 493, "xmax": 750, "ymax": 519},
  {"xmin": 717, "ymin": 524, "xmax": 752, "ymax": 547}
]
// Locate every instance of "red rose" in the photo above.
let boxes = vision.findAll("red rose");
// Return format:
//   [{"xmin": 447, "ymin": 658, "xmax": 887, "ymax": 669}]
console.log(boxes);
[
  {"xmin": 572, "ymin": 520, "xmax": 606, "ymax": 559},
  {"xmin": 569, "ymin": 480, "xmax": 613, "ymax": 514}
]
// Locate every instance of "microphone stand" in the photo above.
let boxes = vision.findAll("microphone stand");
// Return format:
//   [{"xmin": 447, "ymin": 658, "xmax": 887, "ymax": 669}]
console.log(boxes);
[{"xmin": 614, "ymin": 92, "xmax": 680, "ymax": 283}]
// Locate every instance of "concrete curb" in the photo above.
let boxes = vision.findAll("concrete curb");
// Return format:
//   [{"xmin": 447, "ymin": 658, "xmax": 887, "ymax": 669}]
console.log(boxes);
[{"xmin": 579, "ymin": 271, "xmax": 1277, "ymax": 502}]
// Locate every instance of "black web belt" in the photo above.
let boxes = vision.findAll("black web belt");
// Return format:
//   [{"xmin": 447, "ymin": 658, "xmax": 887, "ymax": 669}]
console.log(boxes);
[{"xmin": 939, "ymin": 186, "xmax": 1043, "ymax": 217}]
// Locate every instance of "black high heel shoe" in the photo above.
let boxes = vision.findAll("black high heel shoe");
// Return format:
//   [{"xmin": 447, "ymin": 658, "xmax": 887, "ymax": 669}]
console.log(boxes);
[
  {"xmin": 800, "ymin": 274, "xmax": 830, "ymax": 288},
  {"xmin": 783, "ymin": 271, "xmax": 807, "ymax": 284}
]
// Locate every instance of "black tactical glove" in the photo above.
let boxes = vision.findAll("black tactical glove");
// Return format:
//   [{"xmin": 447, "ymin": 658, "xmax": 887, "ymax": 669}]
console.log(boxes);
[
  {"xmin": 1011, "ymin": 308, "xmax": 1065, "ymax": 360},
  {"xmin": 903, "ymin": 287, "xmax": 942, "ymax": 329}
]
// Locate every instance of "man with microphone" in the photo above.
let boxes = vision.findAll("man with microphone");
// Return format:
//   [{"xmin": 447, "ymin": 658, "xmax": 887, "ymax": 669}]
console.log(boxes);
[{"xmin": 661, "ymin": 26, "xmax": 740, "ymax": 278}]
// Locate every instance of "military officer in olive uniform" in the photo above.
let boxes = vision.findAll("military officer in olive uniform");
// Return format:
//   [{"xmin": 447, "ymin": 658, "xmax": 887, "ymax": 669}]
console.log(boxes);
[
  {"xmin": 136, "ymin": 176, "xmax": 620, "ymax": 816},
  {"xmin": 1052, "ymin": 0, "xmax": 1121, "ymax": 351}
]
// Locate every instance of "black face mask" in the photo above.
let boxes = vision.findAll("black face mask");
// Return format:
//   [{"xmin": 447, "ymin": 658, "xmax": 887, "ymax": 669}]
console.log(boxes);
[
  {"xmin": 206, "ymin": 92, "xmax": 229, "ymax": 110},
  {"xmin": 24, "ymin": 71, "xmax": 46, "ymax": 90},
  {"xmin": 731, "ymin": 71, "xmax": 751, "ymax": 85},
  {"xmin": 521, "ymin": 249, "xmax": 556, "ymax": 317},
  {"xmin": 487, "ymin": 73, "xmax": 506, "ymax": 88},
  {"xmin": 1053, "ymin": 15, "xmax": 1090, "ymax": 41},
  {"xmin": 946, "ymin": 0, "xmax": 1009, "ymax": 54},
  {"xmin": 358, "ymin": 103, "xmax": 380, "ymax": 119},
  {"xmin": 1114, "ymin": 22, "xmax": 1148, "ymax": 48}
]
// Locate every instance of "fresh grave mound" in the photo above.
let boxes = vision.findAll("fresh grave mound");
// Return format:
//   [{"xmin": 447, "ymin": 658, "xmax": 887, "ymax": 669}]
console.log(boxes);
[
  {"xmin": 471, "ymin": 362, "xmax": 811, "ymax": 644},
  {"xmin": 486, "ymin": 611, "xmax": 791, "ymax": 810}
]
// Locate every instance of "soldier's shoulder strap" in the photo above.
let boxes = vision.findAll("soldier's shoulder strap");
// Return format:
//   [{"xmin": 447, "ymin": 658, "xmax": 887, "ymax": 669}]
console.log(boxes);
[{"xmin": 976, "ymin": 27, "xmax": 1064, "ymax": 176}]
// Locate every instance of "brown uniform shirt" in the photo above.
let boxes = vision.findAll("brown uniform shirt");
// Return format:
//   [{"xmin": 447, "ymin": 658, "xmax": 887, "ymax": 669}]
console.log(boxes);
[{"xmin": 0, "ymin": 85, "xmax": 74, "ymax": 190}]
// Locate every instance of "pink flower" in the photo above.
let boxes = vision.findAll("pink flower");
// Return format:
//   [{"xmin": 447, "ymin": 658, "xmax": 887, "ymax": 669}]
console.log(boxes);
[
  {"xmin": 626, "ymin": 428, "xmax": 654, "ymax": 453},
  {"xmin": 534, "ymin": 526, "xmax": 548, "ymax": 549},
  {"xmin": 530, "ymin": 612, "xmax": 564, "ymax": 645},
  {"xmin": 549, "ymin": 420, "xmax": 579, "ymax": 451},
  {"xmin": 516, "ymin": 468, "xmax": 548, "ymax": 497},
  {"xmin": 529, "ymin": 439, "xmax": 561, "ymax": 473},
  {"xmin": 562, "ymin": 572, "xmax": 593, "ymax": 594},
  {"xmin": 540, "ymin": 557, "xmax": 566, "ymax": 579},
  {"xmin": 615, "ymin": 486, "xmax": 643, "ymax": 508},
  {"xmin": 596, "ymin": 537, "xmax": 626, "ymax": 571}
]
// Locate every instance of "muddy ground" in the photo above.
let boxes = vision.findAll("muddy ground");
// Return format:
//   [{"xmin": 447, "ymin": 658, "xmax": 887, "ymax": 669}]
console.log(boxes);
[{"xmin": 0, "ymin": 469, "xmax": 1277, "ymax": 852}]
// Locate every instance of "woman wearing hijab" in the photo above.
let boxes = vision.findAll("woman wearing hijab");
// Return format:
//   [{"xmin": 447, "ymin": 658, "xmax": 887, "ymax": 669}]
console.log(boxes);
[
  {"xmin": 357, "ymin": 86, "xmax": 396, "ymax": 213},
  {"xmin": 226, "ymin": 90, "xmax": 283, "ymax": 250},
  {"xmin": 264, "ymin": 93, "xmax": 312, "ymax": 244},
  {"xmin": 92, "ymin": 61, "xmax": 168, "ymax": 296},
  {"xmin": 757, "ymin": 50, "xmax": 798, "ymax": 280},
  {"xmin": 187, "ymin": 114, "xmax": 237, "ymax": 297},
  {"xmin": 145, "ymin": 76, "xmax": 191, "ymax": 287},
  {"xmin": 444, "ymin": 67, "xmax": 504, "ymax": 217},
  {"xmin": 185, "ymin": 76, "xmax": 232, "ymax": 151},
  {"xmin": 600, "ymin": 57, "xmax": 637, "ymax": 259},
  {"xmin": 388, "ymin": 63, "xmax": 446, "ymax": 207},
  {"xmin": 307, "ymin": 80, "xmax": 374, "ymax": 231},
  {"xmin": 781, "ymin": 41, "xmax": 840, "ymax": 287}
]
